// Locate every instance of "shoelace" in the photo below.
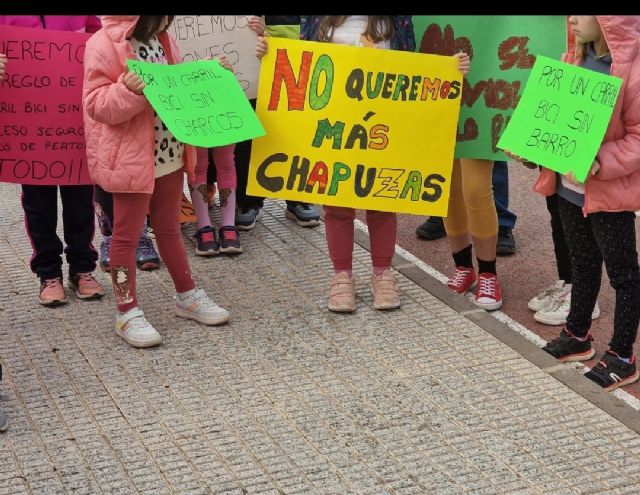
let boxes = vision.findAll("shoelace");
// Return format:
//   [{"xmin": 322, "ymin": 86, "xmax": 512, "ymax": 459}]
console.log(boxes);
[
  {"xmin": 221, "ymin": 229, "xmax": 238, "ymax": 241},
  {"xmin": 450, "ymin": 269, "xmax": 471, "ymax": 288},
  {"xmin": 300, "ymin": 204, "xmax": 313, "ymax": 211},
  {"xmin": 477, "ymin": 276, "xmax": 497, "ymax": 297},
  {"xmin": 43, "ymin": 278, "xmax": 62, "ymax": 288},
  {"xmin": 76, "ymin": 272, "xmax": 96, "ymax": 283},
  {"xmin": 546, "ymin": 295, "xmax": 570, "ymax": 313}
]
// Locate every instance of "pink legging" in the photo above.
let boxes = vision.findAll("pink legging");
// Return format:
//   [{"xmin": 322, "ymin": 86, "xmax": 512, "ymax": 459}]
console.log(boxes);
[
  {"xmin": 194, "ymin": 144, "xmax": 236, "ymax": 189},
  {"xmin": 324, "ymin": 206, "xmax": 397, "ymax": 271},
  {"xmin": 111, "ymin": 169, "xmax": 195, "ymax": 313}
]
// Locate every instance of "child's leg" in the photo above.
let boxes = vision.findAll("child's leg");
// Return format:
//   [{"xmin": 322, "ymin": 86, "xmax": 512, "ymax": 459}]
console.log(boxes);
[
  {"xmin": 191, "ymin": 147, "xmax": 213, "ymax": 230},
  {"xmin": 211, "ymin": 144, "xmax": 237, "ymax": 227},
  {"xmin": 94, "ymin": 185, "xmax": 114, "ymax": 237},
  {"xmin": 460, "ymin": 158, "xmax": 498, "ymax": 274},
  {"xmin": 556, "ymin": 196, "xmax": 602, "ymax": 337},
  {"xmin": 442, "ymin": 159, "xmax": 470, "ymax": 254},
  {"xmin": 545, "ymin": 194, "xmax": 572, "ymax": 283},
  {"xmin": 323, "ymin": 205, "xmax": 356, "ymax": 274},
  {"xmin": 365, "ymin": 210, "xmax": 397, "ymax": 274},
  {"xmin": 111, "ymin": 192, "xmax": 150, "ymax": 313},
  {"xmin": 60, "ymin": 184, "xmax": 98, "ymax": 278},
  {"xmin": 591, "ymin": 210, "xmax": 640, "ymax": 358},
  {"xmin": 149, "ymin": 169, "xmax": 196, "ymax": 294}
]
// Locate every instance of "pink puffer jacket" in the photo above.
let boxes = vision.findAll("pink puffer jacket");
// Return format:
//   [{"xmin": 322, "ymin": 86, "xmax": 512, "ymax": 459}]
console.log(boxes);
[
  {"xmin": 82, "ymin": 16, "xmax": 196, "ymax": 194},
  {"xmin": 534, "ymin": 16, "xmax": 640, "ymax": 214}
]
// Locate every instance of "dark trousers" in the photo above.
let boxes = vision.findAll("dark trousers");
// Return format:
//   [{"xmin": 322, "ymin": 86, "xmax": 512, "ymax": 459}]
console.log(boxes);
[
  {"xmin": 545, "ymin": 194, "xmax": 572, "ymax": 283},
  {"xmin": 492, "ymin": 160, "xmax": 517, "ymax": 229},
  {"xmin": 558, "ymin": 196, "xmax": 640, "ymax": 357},
  {"xmin": 21, "ymin": 184, "xmax": 98, "ymax": 281}
]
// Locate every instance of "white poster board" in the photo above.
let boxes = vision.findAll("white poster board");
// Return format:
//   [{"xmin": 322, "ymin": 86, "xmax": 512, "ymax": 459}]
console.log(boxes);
[{"xmin": 171, "ymin": 16, "xmax": 260, "ymax": 99}]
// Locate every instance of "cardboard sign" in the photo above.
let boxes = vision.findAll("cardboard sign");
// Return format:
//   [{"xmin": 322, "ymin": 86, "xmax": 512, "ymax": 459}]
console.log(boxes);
[
  {"xmin": 414, "ymin": 15, "xmax": 566, "ymax": 160},
  {"xmin": 498, "ymin": 55, "xmax": 621, "ymax": 182},
  {"xmin": 247, "ymin": 38, "xmax": 462, "ymax": 216},
  {"xmin": 170, "ymin": 16, "xmax": 261, "ymax": 99},
  {"xmin": 127, "ymin": 58, "xmax": 265, "ymax": 147},
  {"xmin": 0, "ymin": 24, "xmax": 92, "ymax": 185}
]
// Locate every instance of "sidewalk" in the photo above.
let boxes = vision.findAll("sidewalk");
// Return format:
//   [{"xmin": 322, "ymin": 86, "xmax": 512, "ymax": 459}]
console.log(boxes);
[{"xmin": 0, "ymin": 182, "xmax": 640, "ymax": 495}]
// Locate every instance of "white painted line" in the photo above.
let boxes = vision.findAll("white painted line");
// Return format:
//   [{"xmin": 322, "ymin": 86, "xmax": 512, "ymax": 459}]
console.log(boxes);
[{"xmin": 353, "ymin": 219, "xmax": 640, "ymax": 412}]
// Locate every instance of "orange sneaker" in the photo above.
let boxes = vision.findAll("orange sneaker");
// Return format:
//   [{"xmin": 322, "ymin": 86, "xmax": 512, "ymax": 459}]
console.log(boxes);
[
  {"xmin": 69, "ymin": 272, "xmax": 105, "ymax": 300},
  {"xmin": 39, "ymin": 277, "xmax": 68, "ymax": 306}
]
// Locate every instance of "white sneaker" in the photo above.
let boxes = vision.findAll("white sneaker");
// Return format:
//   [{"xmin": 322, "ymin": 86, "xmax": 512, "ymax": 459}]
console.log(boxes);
[
  {"xmin": 176, "ymin": 288, "xmax": 230, "ymax": 325},
  {"xmin": 534, "ymin": 293, "xmax": 601, "ymax": 326},
  {"xmin": 115, "ymin": 307, "xmax": 163, "ymax": 348},
  {"xmin": 528, "ymin": 280, "xmax": 567, "ymax": 312}
]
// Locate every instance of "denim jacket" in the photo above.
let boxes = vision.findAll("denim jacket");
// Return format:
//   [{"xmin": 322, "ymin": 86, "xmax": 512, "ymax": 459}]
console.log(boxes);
[{"xmin": 300, "ymin": 16, "xmax": 415, "ymax": 52}]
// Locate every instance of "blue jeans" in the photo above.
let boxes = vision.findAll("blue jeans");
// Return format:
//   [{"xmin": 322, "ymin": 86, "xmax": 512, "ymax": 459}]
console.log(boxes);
[{"xmin": 493, "ymin": 160, "xmax": 517, "ymax": 230}]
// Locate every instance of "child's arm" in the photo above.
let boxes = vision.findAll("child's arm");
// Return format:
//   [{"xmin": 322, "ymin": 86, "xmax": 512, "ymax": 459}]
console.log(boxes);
[
  {"xmin": 83, "ymin": 47, "xmax": 148, "ymax": 125},
  {"xmin": 0, "ymin": 54, "xmax": 6, "ymax": 79},
  {"xmin": 593, "ymin": 78, "xmax": 640, "ymax": 181}
]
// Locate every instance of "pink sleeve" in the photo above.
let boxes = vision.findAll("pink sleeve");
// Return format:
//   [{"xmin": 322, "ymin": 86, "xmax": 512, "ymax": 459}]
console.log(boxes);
[
  {"xmin": 596, "ymin": 73, "xmax": 640, "ymax": 181},
  {"xmin": 83, "ymin": 46, "xmax": 148, "ymax": 125}
]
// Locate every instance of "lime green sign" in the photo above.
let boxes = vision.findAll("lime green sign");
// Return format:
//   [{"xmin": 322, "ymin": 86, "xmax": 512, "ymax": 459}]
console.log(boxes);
[
  {"xmin": 498, "ymin": 56, "xmax": 621, "ymax": 182},
  {"xmin": 413, "ymin": 16, "xmax": 566, "ymax": 160},
  {"xmin": 126, "ymin": 59, "xmax": 265, "ymax": 147}
]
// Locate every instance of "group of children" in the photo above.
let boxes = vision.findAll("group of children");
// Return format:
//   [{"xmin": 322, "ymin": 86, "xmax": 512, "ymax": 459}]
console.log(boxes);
[{"xmin": 0, "ymin": 15, "xmax": 638, "ymax": 401}]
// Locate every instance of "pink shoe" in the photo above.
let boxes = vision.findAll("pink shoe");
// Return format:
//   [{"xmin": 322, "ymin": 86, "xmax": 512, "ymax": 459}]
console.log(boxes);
[
  {"xmin": 39, "ymin": 277, "xmax": 68, "ymax": 306},
  {"xmin": 447, "ymin": 266, "xmax": 476, "ymax": 293},
  {"xmin": 371, "ymin": 269, "xmax": 400, "ymax": 310},
  {"xmin": 69, "ymin": 272, "xmax": 105, "ymax": 300},
  {"xmin": 328, "ymin": 272, "xmax": 356, "ymax": 313}
]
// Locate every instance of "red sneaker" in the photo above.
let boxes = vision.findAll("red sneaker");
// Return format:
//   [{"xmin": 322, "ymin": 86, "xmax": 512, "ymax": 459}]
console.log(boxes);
[
  {"xmin": 447, "ymin": 266, "xmax": 476, "ymax": 293},
  {"xmin": 69, "ymin": 272, "xmax": 105, "ymax": 300},
  {"xmin": 474, "ymin": 273, "xmax": 503, "ymax": 311}
]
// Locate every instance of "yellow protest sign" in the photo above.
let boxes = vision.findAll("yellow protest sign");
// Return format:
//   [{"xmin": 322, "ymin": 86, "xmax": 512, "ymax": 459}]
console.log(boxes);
[{"xmin": 247, "ymin": 38, "xmax": 462, "ymax": 216}]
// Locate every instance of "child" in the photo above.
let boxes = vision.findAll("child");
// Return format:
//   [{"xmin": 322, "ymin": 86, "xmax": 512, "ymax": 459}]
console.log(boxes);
[
  {"xmin": 0, "ymin": 15, "xmax": 104, "ymax": 306},
  {"xmin": 94, "ymin": 185, "xmax": 161, "ymax": 270},
  {"xmin": 83, "ymin": 15, "xmax": 229, "ymax": 348},
  {"xmin": 284, "ymin": 16, "xmax": 468, "ymax": 312},
  {"xmin": 191, "ymin": 145, "xmax": 242, "ymax": 255},
  {"xmin": 507, "ymin": 16, "xmax": 640, "ymax": 391}
]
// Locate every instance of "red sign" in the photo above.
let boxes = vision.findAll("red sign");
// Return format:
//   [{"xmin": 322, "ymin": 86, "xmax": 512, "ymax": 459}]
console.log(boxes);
[{"xmin": 0, "ymin": 25, "xmax": 93, "ymax": 185}]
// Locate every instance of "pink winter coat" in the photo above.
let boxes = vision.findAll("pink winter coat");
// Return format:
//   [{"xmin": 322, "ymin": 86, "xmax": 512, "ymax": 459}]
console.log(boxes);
[
  {"xmin": 534, "ymin": 16, "xmax": 640, "ymax": 214},
  {"xmin": 0, "ymin": 15, "xmax": 101, "ymax": 33},
  {"xmin": 82, "ymin": 16, "xmax": 196, "ymax": 194}
]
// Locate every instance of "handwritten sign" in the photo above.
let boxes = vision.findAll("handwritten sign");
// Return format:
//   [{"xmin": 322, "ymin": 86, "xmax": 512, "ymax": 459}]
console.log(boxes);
[
  {"xmin": 127, "ymin": 58, "xmax": 265, "ymax": 148},
  {"xmin": 247, "ymin": 38, "xmax": 462, "ymax": 216},
  {"xmin": 498, "ymin": 56, "xmax": 621, "ymax": 182},
  {"xmin": 0, "ymin": 25, "xmax": 92, "ymax": 185},
  {"xmin": 170, "ymin": 16, "xmax": 260, "ymax": 99},
  {"xmin": 413, "ymin": 16, "xmax": 566, "ymax": 160}
]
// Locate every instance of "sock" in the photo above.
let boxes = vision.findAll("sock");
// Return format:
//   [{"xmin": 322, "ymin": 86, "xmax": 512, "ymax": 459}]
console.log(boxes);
[
  {"xmin": 477, "ymin": 257, "xmax": 497, "ymax": 275},
  {"xmin": 221, "ymin": 189, "xmax": 236, "ymax": 227},
  {"xmin": 609, "ymin": 350, "xmax": 632, "ymax": 363},
  {"xmin": 620, "ymin": 356, "xmax": 632, "ymax": 364},
  {"xmin": 191, "ymin": 183, "xmax": 212, "ymax": 230},
  {"xmin": 177, "ymin": 288, "xmax": 197, "ymax": 300},
  {"xmin": 373, "ymin": 266, "xmax": 389, "ymax": 276},
  {"xmin": 452, "ymin": 245, "xmax": 473, "ymax": 268}
]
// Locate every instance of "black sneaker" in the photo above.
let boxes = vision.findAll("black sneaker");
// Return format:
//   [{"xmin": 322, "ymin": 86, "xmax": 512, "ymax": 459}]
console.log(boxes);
[
  {"xmin": 542, "ymin": 328, "xmax": 595, "ymax": 362},
  {"xmin": 219, "ymin": 226, "xmax": 243, "ymax": 254},
  {"xmin": 195, "ymin": 226, "xmax": 219, "ymax": 256},
  {"xmin": 496, "ymin": 226, "xmax": 517, "ymax": 255},
  {"xmin": 584, "ymin": 351, "xmax": 640, "ymax": 391},
  {"xmin": 416, "ymin": 216, "xmax": 446, "ymax": 240}
]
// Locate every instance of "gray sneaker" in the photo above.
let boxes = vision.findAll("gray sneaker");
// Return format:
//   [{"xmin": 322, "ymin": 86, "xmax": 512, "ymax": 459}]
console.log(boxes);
[
  {"xmin": 235, "ymin": 207, "xmax": 261, "ymax": 231},
  {"xmin": 285, "ymin": 202, "xmax": 321, "ymax": 227}
]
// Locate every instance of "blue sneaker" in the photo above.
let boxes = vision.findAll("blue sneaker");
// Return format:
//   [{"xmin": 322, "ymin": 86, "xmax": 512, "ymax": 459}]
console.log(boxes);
[
  {"xmin": 285, "ymin": 202, "xmax": 321, "ymax": 227},
  {"xmin": 99, "ymin": 236, "xmax": 111, "ymax": 272},
  {"xmin": 195, "ymin": 226, "xmax": 220, "ymax": 256},
  {"xmin": 136, "ymin": 235, "xmax": 160, "ymax": 271},
  {"xmin": 235, "ymin": 207, "xmax": 261, "ymax": 231}
]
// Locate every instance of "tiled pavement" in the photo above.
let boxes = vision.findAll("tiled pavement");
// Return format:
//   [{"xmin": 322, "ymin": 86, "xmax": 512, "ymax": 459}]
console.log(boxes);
[{"xmin": 1, "ymin": 182, "xmax": 640, "ymax": 494}]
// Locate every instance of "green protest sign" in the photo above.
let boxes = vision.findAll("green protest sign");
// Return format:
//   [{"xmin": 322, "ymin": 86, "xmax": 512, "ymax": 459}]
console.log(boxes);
[
  {"xmin": 498, "ymin": 55, "xmax": 621, "ymax": 182},
  {"xmin": 126, "ymin": 59, "xmax": 265, "ymax": 147},
  {"xmin": 413, "ymin": 16, "xmax": 566, "ymax": 160}
]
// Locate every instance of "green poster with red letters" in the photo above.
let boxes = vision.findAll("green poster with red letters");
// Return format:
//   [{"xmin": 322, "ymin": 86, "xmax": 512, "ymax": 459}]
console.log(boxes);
[{"xmin": 413, "ymin": 15, "xmax": 566, "ymax": 160}]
